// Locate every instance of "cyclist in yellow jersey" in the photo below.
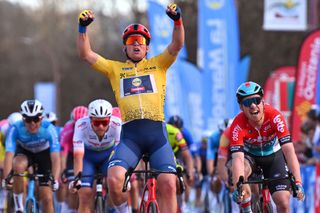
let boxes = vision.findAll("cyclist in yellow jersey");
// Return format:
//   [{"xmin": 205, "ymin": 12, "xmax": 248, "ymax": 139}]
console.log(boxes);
[
  {"xmin": 166, "ymin": 123, "xmax": 194, "ymax": 183},
  {"xmin": 77, "ymin": 3, "xmax": 184, "ymax": 213}
]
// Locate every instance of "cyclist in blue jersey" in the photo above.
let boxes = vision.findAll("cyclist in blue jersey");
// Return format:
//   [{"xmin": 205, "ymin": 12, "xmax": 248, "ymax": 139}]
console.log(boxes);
[
  {"xmin": 3, "ymin": 100, "xmax": 61, "ymax": 213},
  {"xmin": 207, "ymin": 119, "xmax": 233, "ymax": 187}
]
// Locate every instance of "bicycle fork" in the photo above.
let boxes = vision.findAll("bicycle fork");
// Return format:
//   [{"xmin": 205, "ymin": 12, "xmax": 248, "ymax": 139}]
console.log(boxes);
[
  {"xmin": 25, "ymin": 177, "xmax": 37, "ymax": 213},
  {"xmin": 140, "ymin": 177, "xmax": 158, "ymax": 211},
  {"xmin": 261, "ymin": 186, "xmax": 271, "ymax": 213}
]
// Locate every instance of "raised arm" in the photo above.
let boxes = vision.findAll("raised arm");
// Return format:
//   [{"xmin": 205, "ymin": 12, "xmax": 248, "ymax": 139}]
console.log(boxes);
[
  {"xmin": 77, "ymin": 10, "xmax": 99, "ymax": 65},
  {"xmin": 166, "ymin": 4, "xmax": 185, "ymax": 56}
]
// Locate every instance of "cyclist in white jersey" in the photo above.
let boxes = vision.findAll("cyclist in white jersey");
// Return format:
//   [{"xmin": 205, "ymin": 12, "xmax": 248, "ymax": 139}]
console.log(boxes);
[{"xmin": 69, "ymin": 99, "xmax": 121, "ymax": 213}]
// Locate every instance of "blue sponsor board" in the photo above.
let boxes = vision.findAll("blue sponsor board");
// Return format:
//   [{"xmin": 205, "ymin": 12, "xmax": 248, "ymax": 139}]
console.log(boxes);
[{"xmin": 198, "ymin": 0, "xmax": 240, "ymax": 130}]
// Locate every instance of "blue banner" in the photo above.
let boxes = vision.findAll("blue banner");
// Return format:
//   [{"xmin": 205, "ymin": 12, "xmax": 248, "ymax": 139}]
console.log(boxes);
[
  {"xmin": 290, "ymin": 165, "xmax": 315, "ymax": 213},
  {"xmin": 147, "ymin": 0, "xmax": 187, "ymax": 59},
  {"xmin": 34, "ymin": 82, "xmax": 56, "ymax": 113},
  {"xmin": 147, "ymin": 0, "xmax": 203, "ymax": 141},
  {"xmin": 317, "ymin": 53, "xmax": 320, "ymax": 105},
  {"xmin": 198, "ymin": 0, "xmax": 240, "ymax": 130},
  {"xmin": 178, "ymin": 60, "xmax": 203, "ymax": 142}
]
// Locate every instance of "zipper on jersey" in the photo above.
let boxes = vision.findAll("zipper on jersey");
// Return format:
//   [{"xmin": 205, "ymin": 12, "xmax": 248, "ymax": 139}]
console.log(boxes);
[
  {"xmin": 254, "ymin": 127, "xmax": 263, "ymax": 156},
  {"xmin": 134, "ymin": 63, "xmax": 144, "ymax": 119}
]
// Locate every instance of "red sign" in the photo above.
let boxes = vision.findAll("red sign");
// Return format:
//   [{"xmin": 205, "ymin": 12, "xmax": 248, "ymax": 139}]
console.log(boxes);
[{"xmin": 291, "ymin": 29, "xmax": 320, "ymax": 142}]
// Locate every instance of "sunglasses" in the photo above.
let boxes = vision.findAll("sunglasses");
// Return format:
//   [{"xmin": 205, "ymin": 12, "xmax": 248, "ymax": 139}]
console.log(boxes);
[
  {"xmin": 91, "ymin": 118, "xmax": 110, "ymax": 127},
  {"xmin": 23, "ymin": 116, "xmax": 41, "ymax": 123},
  {"xmin": 241, "ymin": 97, "xmax": 262, "ymax": 107},
  {"xmin": 125, "ymin": 35, "xmax": 147, "ymax": 45}
]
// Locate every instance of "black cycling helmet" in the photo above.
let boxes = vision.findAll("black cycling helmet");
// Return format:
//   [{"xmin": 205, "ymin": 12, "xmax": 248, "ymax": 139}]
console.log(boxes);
[{"xmin": 168, "ymin": 115, "xmax": 184, "ymax": 129}]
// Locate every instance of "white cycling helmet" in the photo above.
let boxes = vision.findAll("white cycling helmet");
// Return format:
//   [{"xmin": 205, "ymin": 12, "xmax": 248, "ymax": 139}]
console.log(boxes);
[
  {"xmin": 8, "ymin": 112, "xmax": 23, "ymax": 125},
  {"xmin": 45, "ymin": 112, "xmax": 58, "ymax": 122},
  {"xmin": 88, "ymin": 99, "xmax": 113, "ymax": 118},
  {"xmin": 20, "ymin": 99, "xmax": 44, "ymax": 117}
]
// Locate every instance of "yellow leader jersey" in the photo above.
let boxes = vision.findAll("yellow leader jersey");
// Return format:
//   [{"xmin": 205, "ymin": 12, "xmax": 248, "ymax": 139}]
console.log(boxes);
[
  {"xmin": 92, "ymin": 49, "xmax": 176, "ymax": 123},
  {"xmin": 166, "ymin": 124, "xmax": 188, "ymax": 154}
]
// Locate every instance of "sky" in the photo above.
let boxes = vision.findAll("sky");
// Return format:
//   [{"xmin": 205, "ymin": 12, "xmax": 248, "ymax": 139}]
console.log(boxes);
[{"xmin": 5, "ymin": 0, "xmax": 171, "ymax": 14}]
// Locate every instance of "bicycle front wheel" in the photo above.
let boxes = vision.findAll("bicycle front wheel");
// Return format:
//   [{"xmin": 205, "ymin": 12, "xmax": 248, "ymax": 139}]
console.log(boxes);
[
  {"xmin": 25, "ymin": 199, "xmax": 36, "ymax": 213},
  {"xmin": 94, "ymin": 196, "xmax": 104, "ymax": 213},
  {"xmin": 264, "ymin": 202, "xmax": 273, "ymax": 213},
  {"xmin": 147, "ymin": 201, "xmax": 159, "ymax": 213}
]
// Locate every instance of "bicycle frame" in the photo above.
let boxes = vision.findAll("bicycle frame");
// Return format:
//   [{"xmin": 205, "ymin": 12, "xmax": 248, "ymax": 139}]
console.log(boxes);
[
  {"xmin": 6, "ymin": 166, "xmax": 54, "ymax": 213},
  {"xmin": 74, "ymin": 172, "xmax": 107, "ymax": 213},
  {"xmin": 25, "ymin": 175, "xmax": 38, "ymax": 213},
  {"xmin": 139, "ymin": 173, "xmax": 159, "ymax": 212},
  {"xmin": 122, "ymin": 155, "xmax": 185, "ymax": 213}
]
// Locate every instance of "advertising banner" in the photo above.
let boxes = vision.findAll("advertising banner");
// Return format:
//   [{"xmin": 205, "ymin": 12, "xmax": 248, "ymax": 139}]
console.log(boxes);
[
  {"xmin": 291, "ymin": 30, "xmax": 320, "ymax": 142},
  {"xmin": 34, "ymin": 82, "xmax": 56, "ymax": 113},
  {"xmin": 264, "ymin": 66, "xmax": 295, "ymax": 128},
  {"xmin": 147, "ymin": 0, "xmax": 187, "ymax": 59},
  {"xmin": 198, "ymin": 0, "xmax": 240, "ymax": 131},
  {"xmin": 263, "ymin": 0, "xmax": 307, "ymax": 31}
]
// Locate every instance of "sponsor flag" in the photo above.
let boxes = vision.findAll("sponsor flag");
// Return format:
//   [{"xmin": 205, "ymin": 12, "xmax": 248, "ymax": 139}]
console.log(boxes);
[
  {"xmin": 198, "ymin": 0, "xmax": 240, "ymax": 130},
  {"xmin": 147, "ymin": 0, "xmax": 187, "ymax": 59},
  {"xmin": 291, "ymin": 29, "xmax": 320, "ymax": 142},
  {"xmin": 263, "ymin": 0, "xmax": 307, "ymax": 31},
  {"xmin": 264, "ymin": 66, "xmax": 295, "ymax": 128},
  {"xmin": 147, "ymin": 0, "xmax": 201, "ymax": 136}
]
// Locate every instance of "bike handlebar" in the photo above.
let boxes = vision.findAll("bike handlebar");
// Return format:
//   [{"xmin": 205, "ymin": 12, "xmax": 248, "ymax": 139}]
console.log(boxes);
[{"xmin": 235, "ymin": 172, "xmax": 298, "ymax": 198}]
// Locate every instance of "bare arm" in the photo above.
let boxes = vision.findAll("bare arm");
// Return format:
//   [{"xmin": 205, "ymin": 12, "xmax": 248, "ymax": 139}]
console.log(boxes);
[
  {"xmin": 60, "ymin": 154, "xmax": 67, "ymax": 172},
  {"xmin": 231, "ymin": 152, "xmax": 244, "ymax": 186},
  {"xmin": 217, "ymin": 157, "xmax": 228, "ymax": 183},
  {"xmin": 77, "ymin": 10, "xmax": 99, "ymax": 65},
  {"xmin": 73, "ymin": 154, "xmax": 83, "ymax": 176},
  {"xmin": 281, "ymin": 143, "xmax": 302, "ymax": 182},
  {"xmin": 180, "ymin": 149, "xmax": 194, "ymax": 183},
  {"xmin": 4, "ymin": 152, "xmax": 14, "ymax": 178},
  {"xmin": 77, "ymin": 32, "xmax": 99, "ymax": 65},
  {"xmin": 50, "ymin": 152, "xmax": 61, "ymax": 181},
  {"xmin": 167, "ymin": 23, "xmax": 185, "ymax": 56},
  {"xmin": 166, "ymin": 4, "xmax": 185, "ymax": 56},
  {"xmin": 206, "ymin": 159, "xmax": 214, "ymax": 176}
]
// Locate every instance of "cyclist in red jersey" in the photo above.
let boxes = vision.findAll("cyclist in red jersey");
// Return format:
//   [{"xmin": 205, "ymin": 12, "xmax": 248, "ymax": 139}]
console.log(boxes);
[{"xmin": 230, "ymin": 81, "xmax": 305, "ymax": 213}]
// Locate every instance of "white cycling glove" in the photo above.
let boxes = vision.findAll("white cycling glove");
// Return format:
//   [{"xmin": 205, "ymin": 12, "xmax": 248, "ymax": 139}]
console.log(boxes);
[
  {"xmin": 52, "ymin": 180, "xmax": 59, "ymax": 191},
  {"xmin": 68, "ymin": 180, "xmax": 82, "ymax": 193}
]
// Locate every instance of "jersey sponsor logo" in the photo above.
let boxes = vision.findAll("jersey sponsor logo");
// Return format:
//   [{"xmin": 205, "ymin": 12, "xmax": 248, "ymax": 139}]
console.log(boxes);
[
  {"xmin": 132, "ymin": 78, "xmax": 142, "ymax": 87},
  {"xmin": 120, "ymin": 74, "xmax": 158, "ymax": 97},
  {"xmin": 230, "ymin": 145, "xmax": 242, "ymax": 153},
  {"xmin": 73, "ymin": 140, "xmax": 82, "ymax": 145},
  {"xmin": 122, "ymin": 67, "xmax": 133, "ymax": 71},
  {"xmin": 273, "ymin": 114, "xmax": 285, "ymax": 133},
  {"xmin": 176, "ymin": 132, "xmax": 183, "ymax": 141},
  {"xmin": 21, "ymin": 139, "xmax": 47, "ymax": 148},
  {"xmin": 89, "ymin": 135, "xmax": 96, "ymax": 140},
  {"xmin": 263, "ymin": 124, "xmax": 271, "ymax": 132},
  {"xmin": 143, "ymin": 66, "xmax": 156, "ymax": 71},
  {"xmin": 108, "ymin": 159, "xmax": 121, "ymax": 168},
  {"xmin": 232, "ymin": 124, "xmax": 242, "ymax": 141},
  {"xmin": 279, "ymin": 135, "xmax": 291, "ymax": 144},
  {"xmin": 77, "ymin": 121, "xmax": 86, "ymax": 129},
  {"xmin": 111, "ymin": 121, "xmax": 120, "ymax": 126},
  {"xmin": 275, "ymin": 184, "xmax": 288, "ymax": 191}
]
